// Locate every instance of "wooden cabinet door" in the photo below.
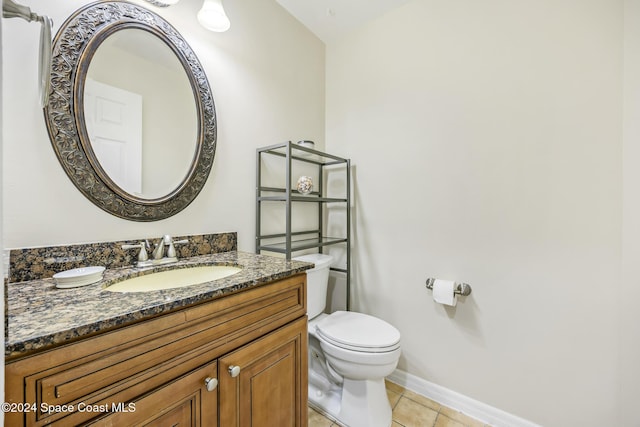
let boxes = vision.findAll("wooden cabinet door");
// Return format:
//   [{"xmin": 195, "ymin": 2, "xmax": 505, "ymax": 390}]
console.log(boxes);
[
  {"xmin": 219, "ymin": 317, "xmax": 308, "ymax": 427},
  {"xmin": 87, "ymin": 361, "xmax": 218, "ymax": 427}
]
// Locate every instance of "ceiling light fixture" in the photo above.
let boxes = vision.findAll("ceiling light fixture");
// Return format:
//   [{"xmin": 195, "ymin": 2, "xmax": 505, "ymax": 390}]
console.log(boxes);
[
  {"xmin": 143, "ymin": 0, "xmax": 180, "ymax": 7},
  {"xmin": 197, "ymin": 0, "xmax": 231, "ymax": 32}
]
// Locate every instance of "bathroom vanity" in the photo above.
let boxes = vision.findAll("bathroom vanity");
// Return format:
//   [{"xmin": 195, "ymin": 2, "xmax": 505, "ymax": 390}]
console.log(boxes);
[{"xmin": 5, "ymin": 248, "xmax": 310, "ymax": 427}]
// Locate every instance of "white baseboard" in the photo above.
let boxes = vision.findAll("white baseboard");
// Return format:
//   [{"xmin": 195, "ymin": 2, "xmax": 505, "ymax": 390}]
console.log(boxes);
[{"xmin": 387, "ymin": 369, "xmax": 542, "ymax": 427}]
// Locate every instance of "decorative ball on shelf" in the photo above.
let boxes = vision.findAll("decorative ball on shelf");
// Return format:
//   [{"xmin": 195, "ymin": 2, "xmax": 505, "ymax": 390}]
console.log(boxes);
[{"xmin": 296, "ymin": 176, "xmax": 313, "ymax": 195}]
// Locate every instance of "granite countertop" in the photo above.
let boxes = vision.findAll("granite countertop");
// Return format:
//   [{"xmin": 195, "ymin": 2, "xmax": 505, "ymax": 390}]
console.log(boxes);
[{"xmin": 5, "ymin": 251, "xmax": 312, "ymax": 360}]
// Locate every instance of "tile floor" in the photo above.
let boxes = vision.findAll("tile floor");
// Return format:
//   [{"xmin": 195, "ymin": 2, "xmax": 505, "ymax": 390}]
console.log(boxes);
[{"xmin": 308, "ymin": 380, "xmax": 491, "ymax": 427}]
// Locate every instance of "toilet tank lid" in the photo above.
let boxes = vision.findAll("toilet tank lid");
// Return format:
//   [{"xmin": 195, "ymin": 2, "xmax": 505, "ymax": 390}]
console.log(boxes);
[
  {"xmin": 292, "ymin": 253, "xmax": 333, "ymax": 270},
  {"xmin": 316, "ymin": 311, "xmax": 401, "ymax": 349}
]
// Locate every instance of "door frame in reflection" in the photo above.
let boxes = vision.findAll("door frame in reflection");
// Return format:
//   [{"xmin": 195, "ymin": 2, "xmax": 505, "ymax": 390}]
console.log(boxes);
[{"xmin": 84, "ymin": 78, "xmax": 143, "ymax": 196}]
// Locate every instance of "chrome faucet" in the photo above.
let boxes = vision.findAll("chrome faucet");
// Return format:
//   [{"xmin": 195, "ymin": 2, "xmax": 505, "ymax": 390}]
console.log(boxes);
[
  {"xmin": 152, "ymin": 234, "xmax": 180, "ymax": 260},
  {"xmin": 152, "ymin": 235, "xmax": 169, "ymax": 260},
  {"xmin": 123, "ymin": 235, "xmax": 189, "ymax": 268}
]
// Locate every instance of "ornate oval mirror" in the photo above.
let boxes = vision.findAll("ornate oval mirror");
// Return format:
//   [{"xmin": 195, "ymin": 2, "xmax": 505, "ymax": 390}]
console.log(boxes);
[{"xmin": 44, "ymin": 1, "xmax": 216, "ymax": 221}]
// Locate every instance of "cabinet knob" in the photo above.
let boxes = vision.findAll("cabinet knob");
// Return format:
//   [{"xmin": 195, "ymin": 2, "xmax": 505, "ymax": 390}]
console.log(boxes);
[
  {"xmin": 228, "ymin": 365, "xmax": 241, "ymax": 378},
  {"xmin": 204, "ymin": 377, "xmax": 218, "ymax": 392}
]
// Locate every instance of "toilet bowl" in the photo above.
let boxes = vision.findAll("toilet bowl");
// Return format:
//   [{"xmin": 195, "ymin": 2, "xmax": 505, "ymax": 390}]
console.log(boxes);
[{"xmin": 295, "ymin": 254, "xmax": 401, "ymax": 427}]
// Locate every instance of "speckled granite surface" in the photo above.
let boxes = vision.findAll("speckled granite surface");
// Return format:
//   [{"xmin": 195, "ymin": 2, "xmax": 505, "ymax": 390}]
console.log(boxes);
[
  {"xmin": 8, "ymin": 232, "xmax": 237, "ymax": 283},
  {"xmin": 5, "ymin": 251, "xmax": 312, "ymax": 360}
]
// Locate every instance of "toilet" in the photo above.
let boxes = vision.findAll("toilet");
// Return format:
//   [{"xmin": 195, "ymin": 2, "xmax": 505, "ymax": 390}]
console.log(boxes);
[{"xmin": 294, "ymin": 253, "xmax": 401, "ymax": 427}]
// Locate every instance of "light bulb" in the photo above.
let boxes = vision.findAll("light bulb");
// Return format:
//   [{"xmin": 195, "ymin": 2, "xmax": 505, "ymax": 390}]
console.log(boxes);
[{"xmin": 197, "ymin": 0, "xmax": 230, "ymax": 32}]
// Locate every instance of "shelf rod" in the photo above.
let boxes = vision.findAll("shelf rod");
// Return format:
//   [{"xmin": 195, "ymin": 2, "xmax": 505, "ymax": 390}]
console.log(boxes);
[
  {"xmin": 258, "ymin": 147, "xmax": 348, "ymax": 166},
  {"xmin": 285, "ymin": 143, "xmax": 292, "ymax": 260},
  {"xmin": 257, "ymin": 196, "xmax": 347, "ymax": 203},
  {"xmin": 258, "ymin": 186, "xmax": 323, "ymax": 196},
  {"xmin": 346, "ymin": 158, "xmax": 351, "ymax": 311},
  {"xmin": 258, "ymin": 230, "xmax": 321, "ymax": 239},
  {"xmin": 257, "ymin": 141, "xmax": 349, "ymax": 163},
  {"xmin": 257, "ymin": 238, "xmax": 347, "ymax": 253},
  {"xmin": 255, "ymin": 149, "xmax": 262, "ymax": 254},
  {"xmin": 263, "ymin": 150, "xmax": 345, "ymax": 166}
]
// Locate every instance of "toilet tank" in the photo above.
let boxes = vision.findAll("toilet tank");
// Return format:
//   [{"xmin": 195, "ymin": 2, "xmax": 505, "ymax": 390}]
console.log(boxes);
[{"xmin": 293, "ymin": 253, "xmax": 333, "ymax": 319}]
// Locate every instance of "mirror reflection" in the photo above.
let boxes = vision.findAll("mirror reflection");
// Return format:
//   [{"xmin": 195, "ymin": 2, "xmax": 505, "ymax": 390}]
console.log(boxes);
[
  {"xmin": 45, "ymin": 1, "xmax": 217, "ymax": 221},
  {"xmin": 83, "ymin": 29, "xmax": 197, "ymax": 200}
]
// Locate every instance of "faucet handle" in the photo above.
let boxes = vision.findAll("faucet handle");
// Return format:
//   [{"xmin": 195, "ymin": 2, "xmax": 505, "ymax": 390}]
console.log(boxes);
[
  {"xmin": 167, "ymin": 241, "xmax": 176, "ymax": 259},
  {"xmin": 122, "ymin": 241, "xmax": 149, "ymax": 262},
  {"xmin": 167, "ymin": 238, "xmax": 188, "ymax": 258}
]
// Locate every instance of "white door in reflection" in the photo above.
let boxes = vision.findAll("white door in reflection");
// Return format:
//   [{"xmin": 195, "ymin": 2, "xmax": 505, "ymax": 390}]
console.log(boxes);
[{"xmin": 84, "ymin": 78, "xmax": 143, "ymax": 195}]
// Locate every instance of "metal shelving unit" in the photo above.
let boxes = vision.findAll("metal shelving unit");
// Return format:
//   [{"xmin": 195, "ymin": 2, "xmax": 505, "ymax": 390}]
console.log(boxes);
[{"xmin": 256, "ymin": 141, "xmax": 351, "ymax": 309}]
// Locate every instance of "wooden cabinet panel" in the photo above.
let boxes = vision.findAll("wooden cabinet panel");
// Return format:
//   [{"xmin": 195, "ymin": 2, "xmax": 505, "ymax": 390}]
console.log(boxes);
[
  {"xmin": 86, "ymin": 362, "xmax": 218, "ymax": 427},
  {"xmin": 219, "ymin": 317, "xmax": 308, "ymax": 427}
]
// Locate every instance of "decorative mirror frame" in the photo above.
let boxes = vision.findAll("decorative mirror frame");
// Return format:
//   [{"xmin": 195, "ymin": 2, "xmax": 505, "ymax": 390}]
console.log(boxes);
[{"xmin": 44, "ymin": 1, "xmax": 216, "ymax": 221}]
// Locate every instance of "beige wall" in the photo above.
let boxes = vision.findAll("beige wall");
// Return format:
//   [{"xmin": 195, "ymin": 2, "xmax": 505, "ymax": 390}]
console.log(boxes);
[
  {"xmin": 1, "ymin": 10, "xmax": 5, "ymax": 424},
  {"xmin": 326, "ymin": 0, "xmax": 625, "ymax": 425},
  {"xmin": 621, "ymin": 0, "xmax": 640, "ymax": 425},
  {"xmin": 1, "ymin": 0, "xmax": 325, "ymax": 251}
]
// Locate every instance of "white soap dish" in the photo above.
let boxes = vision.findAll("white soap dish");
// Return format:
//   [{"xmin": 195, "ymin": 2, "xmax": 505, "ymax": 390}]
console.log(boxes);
[{"xmin": 53, "ymin": 266, "xmax": 105, "ymax": 289}]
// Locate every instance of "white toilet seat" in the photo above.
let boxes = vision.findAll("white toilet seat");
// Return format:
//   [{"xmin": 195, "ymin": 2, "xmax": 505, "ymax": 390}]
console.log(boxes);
[
  {"xmin": 319, "ymin": 335, "xmax": 402, "ymax": 366},
  {"xmin": 315, "ymin": 311, "xmax": 401, "ymax": 353}
]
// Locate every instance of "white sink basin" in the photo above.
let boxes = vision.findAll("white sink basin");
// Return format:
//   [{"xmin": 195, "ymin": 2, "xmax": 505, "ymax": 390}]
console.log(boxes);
[{"xmin": 105, "ymin": 265, "xmax": 242, "ymax": 293}]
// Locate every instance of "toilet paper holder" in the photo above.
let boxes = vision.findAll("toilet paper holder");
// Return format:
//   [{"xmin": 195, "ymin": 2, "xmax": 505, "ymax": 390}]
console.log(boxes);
[{"xmin": 425, "ymin": 278, "xmax": 472, "ymax": 296}]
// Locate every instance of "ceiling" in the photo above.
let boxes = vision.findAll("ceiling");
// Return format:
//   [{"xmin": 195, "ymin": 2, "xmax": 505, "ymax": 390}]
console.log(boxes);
[{"xmin": 275, "ymin": 0, "xmax": 413, "ymax": 44}]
